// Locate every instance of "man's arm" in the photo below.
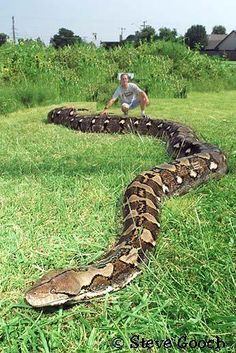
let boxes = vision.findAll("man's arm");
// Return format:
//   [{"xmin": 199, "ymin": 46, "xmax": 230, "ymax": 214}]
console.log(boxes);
[
  {"xmin": 132, "ymin": 83, "xmax": 149, "ymax": 105},
  {"xmin": 139, "ymin": 91, "xmax": 150, "ymax": 105},
  {"xmin": 101, "ymin": 98, "xmax": 116, "ymax": 115}
]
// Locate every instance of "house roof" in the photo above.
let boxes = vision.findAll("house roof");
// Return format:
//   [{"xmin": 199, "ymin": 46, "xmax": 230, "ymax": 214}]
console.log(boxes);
[
  {"xmin": 205, "ymin": 34, "xmax": 227, "ymax": 49},
  {"xmin": 205, "ymin": 30, "xmax": 236, "ymax": 50},
  {"xmin": 100, "ymin": 41, "xmax": 121, "ymax": 49},
  {"xmin": 215, "ymin": 30, "xmax": 236, "ymax": 50}
]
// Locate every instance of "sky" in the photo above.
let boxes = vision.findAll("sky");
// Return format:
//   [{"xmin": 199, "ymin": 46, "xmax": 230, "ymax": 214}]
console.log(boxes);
[{"xmin": 1, "ymin": 0, "xmax": 236, "ymax": 44}]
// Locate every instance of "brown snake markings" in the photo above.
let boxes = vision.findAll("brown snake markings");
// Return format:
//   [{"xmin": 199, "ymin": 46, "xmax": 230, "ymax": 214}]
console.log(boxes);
[{"xmin": 25, "ymin": 107, "xmax": 228, "ymax": 307}]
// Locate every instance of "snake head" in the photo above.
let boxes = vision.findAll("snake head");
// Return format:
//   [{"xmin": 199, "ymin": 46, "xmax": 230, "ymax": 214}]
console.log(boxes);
[
  {"xmin": 25, "ymin": 263, "xmax": 115, "ymax": 308},
  {"xmin": 25, "ymin": 269, "xmax": 81, "ymax": 307}
]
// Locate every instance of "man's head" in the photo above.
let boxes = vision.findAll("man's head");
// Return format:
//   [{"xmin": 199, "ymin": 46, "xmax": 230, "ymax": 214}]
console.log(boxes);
[{"xmin": 120, "ymin": 73, "xmax": 129, "ymax": 88}]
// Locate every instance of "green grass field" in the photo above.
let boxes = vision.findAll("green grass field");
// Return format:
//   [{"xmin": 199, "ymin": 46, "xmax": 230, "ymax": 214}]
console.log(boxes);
[{"xmin": 0, "ymin": 92, "xmax": 235, "ymax": 352}]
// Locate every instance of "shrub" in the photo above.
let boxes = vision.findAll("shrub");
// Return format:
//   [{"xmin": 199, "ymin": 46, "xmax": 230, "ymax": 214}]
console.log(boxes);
[{"xmin": 0, "ymin": 40, "xmax": 234, "ymax": 113}]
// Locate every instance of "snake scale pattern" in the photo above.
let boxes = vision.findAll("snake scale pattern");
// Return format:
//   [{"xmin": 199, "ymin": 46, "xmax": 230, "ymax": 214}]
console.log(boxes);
[{"xmin": 25, "ymin": 107, "xmax": 227, "ymax": 307}]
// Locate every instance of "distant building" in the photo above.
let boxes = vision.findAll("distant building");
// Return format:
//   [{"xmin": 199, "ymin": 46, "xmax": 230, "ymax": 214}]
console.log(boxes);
[
  {"xmin": 100, "ymin": 34, "xmax": 136, "ymax": 49},
  {"xmin": 100, "ymin": 41, "xmax": 122, "ymax": 49},
  {"xmin": 203, "ymin": 30, "xmax": 236, "ymax": 60}
]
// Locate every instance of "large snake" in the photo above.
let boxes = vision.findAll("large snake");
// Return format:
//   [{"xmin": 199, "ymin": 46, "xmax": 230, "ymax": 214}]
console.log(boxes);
[{"xmin": 25, "ymin": 107, "xmax": 227, "ymax": 307}]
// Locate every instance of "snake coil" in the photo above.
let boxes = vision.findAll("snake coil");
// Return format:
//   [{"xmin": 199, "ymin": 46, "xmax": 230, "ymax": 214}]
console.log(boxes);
[{"xmin": 25, "ymin": 108, "xmax": 227, "ymax": 307}]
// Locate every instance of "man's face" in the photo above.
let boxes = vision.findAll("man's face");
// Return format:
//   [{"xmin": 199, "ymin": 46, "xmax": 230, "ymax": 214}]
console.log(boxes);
[{"xmin": 120, "ymin": 75, "xmax": 129, "ymax": 88}]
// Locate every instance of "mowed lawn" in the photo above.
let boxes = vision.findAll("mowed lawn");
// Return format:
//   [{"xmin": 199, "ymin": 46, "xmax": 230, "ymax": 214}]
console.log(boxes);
[{"xmin": 0, "ymin": 92, "xmax": 235, "ymax": 352}]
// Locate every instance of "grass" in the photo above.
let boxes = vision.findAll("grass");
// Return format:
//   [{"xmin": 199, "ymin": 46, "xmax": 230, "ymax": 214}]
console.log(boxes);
[
  {"xmin": 226, "ymin": 61, "xmax": 236, "ymax": 66},
  {"xmin": 0, "ymin": 92, "xmax": 235, "ymax": 352}
]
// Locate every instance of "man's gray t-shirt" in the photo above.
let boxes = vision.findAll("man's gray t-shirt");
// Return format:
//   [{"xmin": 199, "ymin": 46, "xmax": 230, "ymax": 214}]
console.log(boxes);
[{"xmin": 112, "ymin": 83, "xmax": 143, "ymax": 104}]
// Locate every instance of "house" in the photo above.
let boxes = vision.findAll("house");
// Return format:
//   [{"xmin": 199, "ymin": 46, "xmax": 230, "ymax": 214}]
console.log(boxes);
[
  {"xmin": 205, "ymin": 34, "xmax": 228, "ymax": 50},
  {"xmin": 100, "ymin": 41, "xmax": 122, "ymax": 49},
  {"xmin": 100, "ymin": 35, "xmax": 136, "ymax": 49},
  {"xmin": 203, "ymin": 30, "xmax": 236, "ymax": 60}
]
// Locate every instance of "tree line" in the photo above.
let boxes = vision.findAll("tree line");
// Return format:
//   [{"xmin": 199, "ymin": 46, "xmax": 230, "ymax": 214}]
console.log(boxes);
[
  {"xmin": 125, "ymin": 24, "xmax": 227, "ymax": 49},
  {"xmin": 0, "ymin": 24, "xmax": 227, "ymax": 49}
]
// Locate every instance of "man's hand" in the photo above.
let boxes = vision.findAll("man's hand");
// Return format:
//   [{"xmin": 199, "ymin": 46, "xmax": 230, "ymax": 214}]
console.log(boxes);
[
  {"xmin": 100, "ymin": 109, "xmax": 108, "ymax": 116},
  {"xmin": 100, "ymin": 98, "xmax": 116, "ymax": 116}
]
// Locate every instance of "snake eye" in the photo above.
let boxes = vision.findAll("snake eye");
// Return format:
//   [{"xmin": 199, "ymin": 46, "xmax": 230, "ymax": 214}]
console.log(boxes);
[{"xmin": 51, "ymin": 288, "xmax": 56, "ymax": 294}]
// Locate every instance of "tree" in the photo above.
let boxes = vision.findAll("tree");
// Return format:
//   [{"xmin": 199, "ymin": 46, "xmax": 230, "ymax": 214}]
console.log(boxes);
[
  {"xmin": 50, "ymin": 28, "xmax": 81, "ymax": 49},
  {"xmin": 124, "ymin": 34, "xmax": 136, "ymax": 43},
  {"xmin": 0, "ymin": 33, "xmax": 8, "ymax": 46},
  {"xmin": 212, "ymin": 25, "xmax": 226, "ymax": 34},
  {"xmin": 158, "ymin": 27, "xmax": 177, "ymax": 41},
  {"xmin": 134, "ymin": 25, "xmax": 156, "ymax": 44},
  {"xmin": 18, "ymin": 37, "xmax": 45, "ymax": 46},
  {"xmin": 184, "ymin": 25, "xmax": 207, "ymax": 49}
]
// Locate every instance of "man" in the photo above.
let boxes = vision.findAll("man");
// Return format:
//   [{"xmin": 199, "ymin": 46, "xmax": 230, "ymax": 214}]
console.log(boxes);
[{"xmin": 102, "ymin": 73, "xmax": 149, "ymax": 117}]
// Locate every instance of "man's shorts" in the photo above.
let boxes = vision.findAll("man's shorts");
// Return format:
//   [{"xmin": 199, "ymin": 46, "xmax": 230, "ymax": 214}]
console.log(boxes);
[{"xmin": 122, "ymin": 98, "xmax": 140, "ymax": 110}]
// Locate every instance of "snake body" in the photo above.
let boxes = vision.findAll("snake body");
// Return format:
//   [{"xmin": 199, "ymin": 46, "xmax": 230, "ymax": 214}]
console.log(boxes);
[{"xmin": 25, "ymin": 107, "xmax": 227, "ymax": 307}]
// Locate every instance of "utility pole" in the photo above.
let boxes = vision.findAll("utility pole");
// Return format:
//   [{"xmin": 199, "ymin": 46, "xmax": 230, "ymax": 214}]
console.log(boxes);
[
  {"xmin": 12, "ymin": 16, "xmax": 16, "ymax": 44},
  {"xmin": 119, "ymin": 27, "xmax": 126, "ymax": 42},
  {"xmin": 141, "ymin": 21, "xmax": 147, "ymax": 29}
]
